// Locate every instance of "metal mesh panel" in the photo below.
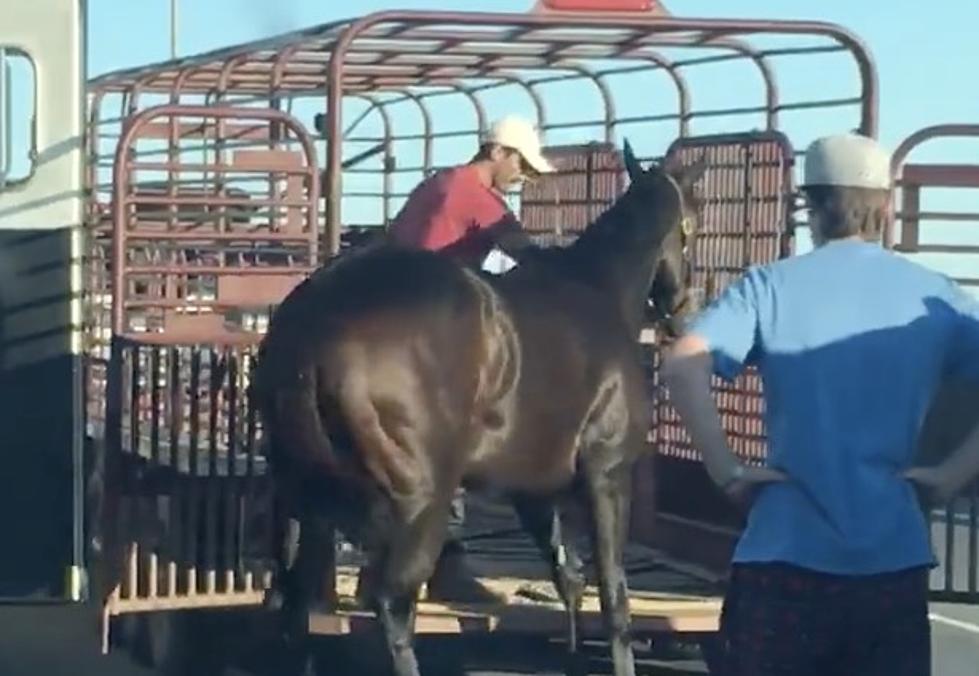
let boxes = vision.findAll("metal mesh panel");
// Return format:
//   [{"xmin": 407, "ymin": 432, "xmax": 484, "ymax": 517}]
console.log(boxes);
[
  {"xmin": 100, "ymin": 338, "xmax": 274, "ymax": 648},
  {"xmin": 652, "ymin": 132, "xmax": 795, "ymax": 465},
  {"xmin": 520, "ymin": 143, "xmax": 625, "ymax": 246}
]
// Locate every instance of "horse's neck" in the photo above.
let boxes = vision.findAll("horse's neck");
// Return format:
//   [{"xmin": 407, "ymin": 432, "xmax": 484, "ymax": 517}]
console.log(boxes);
[{"xmin": 568, "ymin": 202, "xmax": 673, "ymax": 333}]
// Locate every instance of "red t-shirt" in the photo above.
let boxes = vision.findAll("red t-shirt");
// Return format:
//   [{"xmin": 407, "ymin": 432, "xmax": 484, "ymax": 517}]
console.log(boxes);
[{"xmin": 387, "ymin": 164, "xmax": 519, "ymax": 263}]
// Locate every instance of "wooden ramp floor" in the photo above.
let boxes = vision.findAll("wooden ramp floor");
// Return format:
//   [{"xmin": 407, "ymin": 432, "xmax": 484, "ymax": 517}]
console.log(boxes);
[{"xmin": 310, "ymin": 494, "xmax": 724, "ymax": 638}]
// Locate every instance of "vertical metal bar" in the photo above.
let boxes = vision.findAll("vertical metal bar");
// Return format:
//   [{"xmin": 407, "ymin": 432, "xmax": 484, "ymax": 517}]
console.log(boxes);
[
  {"xmin": 186, "ymin": 347, "xmax": 201, "ymax": 595},
  {"xmin": 900, "ymin": 184, "xmax": 920, "ymax": 251},
  {"xmin": 969, "ymin": 481, "xmax": 978, "ymax": 595},
  {"xmin": 737, "ymin": 142, "xmax": 754, "ymax": 460},
  {"xmin": 244, "ymin": 352, "xmax": 261, "ymax": 585},
  {"xmin": 225, "ymin": 352, "xmax": 240, "ymax": 590},
  {"xmin": 206, "ymin": 349, "xmax": 221, "ymax": 595},
  {"xmin": 206, "ymin": 485, "xmax": 218, "ymax": 595},
  {"xmin": 168, "ymin": 347, "xmax": 181, "ymax": 468},
  {"xmin": 227, "ymin": 352, "xmax": 238, "ymax": 478},
  {"xmin": 945, "ymin": 500, "xmax": 955, "ymax": 593},
  {"xmin": 126, "ymin": 544, "xmax": 138, "ymax": 600},
  {"xmin": 171, "ymin": 477, "xmax": 185, "ymax": 595},
  {"xmin": 0, "ymin": 47, "xmax": 10, "ymax": 188},
  {"xmin": 208, "ymin": 349, "xmax": 221, "ymax": 478},
  {"xmin": 170, "ymin": 0, "xmax": 179, "ymax": 60},
  {"xmin": 150, "ymin": 347, "xmax": 162, "ymax": 464},
  {"xmin": 189, "ymin": 347, "xmax": 201, "ymax": 475},
  {"xmin": 129, "ymin": 344, "xmax": 141, "ymax": 456},
  {"xmin": 245, "ymin": 354, "xmax": 257, "ymax": 480},
  {"xmin": 148, "ymin": 550, "xmax": 159, "ymax": 599},
  {"xmin": 164, "ymin": 108, "xmax": 179, "ymax": 306},
  {"xmin": 585, "ymin": 148, "xmax": 595, "ymax": 224},
  {"xmin": 166, "ymin": 347, "xmax": 182, "ymax": 597}
]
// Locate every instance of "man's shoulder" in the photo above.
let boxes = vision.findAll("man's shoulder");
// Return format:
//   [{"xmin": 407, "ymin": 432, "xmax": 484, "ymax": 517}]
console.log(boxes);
[
  {"xmin": 438, "ymin": 164, "xmax": 480, "ymax": 189},
  {"xmin": 761, "ymin": 241, "xmax": 945, "ymax": 285}
]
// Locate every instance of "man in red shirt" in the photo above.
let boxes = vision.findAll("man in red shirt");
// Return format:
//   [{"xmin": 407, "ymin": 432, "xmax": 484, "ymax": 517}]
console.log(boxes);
[
  {"xmin": 388, "ymin": 115, "xmax": 554, "ymax": 269},
  {"xmin": 385, "ymin": 116, "xmax": 554, "ymax": 603}
]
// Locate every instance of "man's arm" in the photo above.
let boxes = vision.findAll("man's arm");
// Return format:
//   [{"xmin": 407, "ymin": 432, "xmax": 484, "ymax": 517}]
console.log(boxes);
[
  {"xmin": 482, "ymin": 216, "xmax": 541, "ymax": 263},
  {"xmin": 660, "ymin": 269, "xmax": 785, "ymax": 500},
  {"xmin": 906, "ymin": 425, "xmax": 979, "ymax": 504},
  {"xmin": 660, "ymin": 336, "xmax": 745, "ymax": 487},
  {"xmin": 907, "ymin": 284, "xmax": 979, "ymax": 502}
]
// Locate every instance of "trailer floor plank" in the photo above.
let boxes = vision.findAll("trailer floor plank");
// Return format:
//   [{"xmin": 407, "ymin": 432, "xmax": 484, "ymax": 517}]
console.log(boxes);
[{"xmin": 310, "ymin": 494, "xmax": 724, "ymax": 638}]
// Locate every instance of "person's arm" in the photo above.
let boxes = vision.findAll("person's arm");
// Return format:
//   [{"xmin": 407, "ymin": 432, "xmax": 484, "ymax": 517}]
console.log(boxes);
[
  {"xmin": 464, "ymin": 182, "xmax": 544, "ymax": 263},
  {"xmin": 906, "ymin": 427, "xmax": 979, "ymax": 504},
  {"xmin": 906, "ymin": 284, "xmax": 979, "ymax": 502},
  {"xmin": 481, "ymin": 215, "xmax": 542, "ymax": 263},
  {"xmin": 660, "ymin": 269, "xmax": 786, "ymax": 501}
]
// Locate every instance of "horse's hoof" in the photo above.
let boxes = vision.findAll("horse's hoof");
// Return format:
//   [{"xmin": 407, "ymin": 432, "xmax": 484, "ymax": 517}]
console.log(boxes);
[
  {"xmin": 264, "ymin": 589, "xmax": 285, "ymax": 613},
  {"xmin": 426, "ymin": 552, "xmax": 506, "ymax": 604}
]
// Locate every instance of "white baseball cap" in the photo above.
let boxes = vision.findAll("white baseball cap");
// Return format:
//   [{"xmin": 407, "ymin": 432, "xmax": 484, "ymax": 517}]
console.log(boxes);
[
  {"xmin": 803, "ymin": 133, "xmax": 892, "ymax": 190},
  {"xmin": 484, "ymin": 115, "xmax": 555, "ymax": 174}
]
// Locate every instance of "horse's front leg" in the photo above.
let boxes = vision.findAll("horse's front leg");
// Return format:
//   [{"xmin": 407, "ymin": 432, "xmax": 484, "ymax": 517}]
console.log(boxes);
[
  {"xmin": 511, "ymin": 494, "xmax": 586, "ymax": 665},
  {"xmin": 583, "ymin": 453, "xmax": 636, "ymax": 676},
  {"xmin": 375, "ymin": 590, "xmax": 421, "ymax": 676}
]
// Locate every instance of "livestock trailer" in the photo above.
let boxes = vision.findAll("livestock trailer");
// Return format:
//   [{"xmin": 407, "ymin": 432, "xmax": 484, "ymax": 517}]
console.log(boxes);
[{"xmin": 1, "ymin": 0, "xmax": 975, "ymax": 673}]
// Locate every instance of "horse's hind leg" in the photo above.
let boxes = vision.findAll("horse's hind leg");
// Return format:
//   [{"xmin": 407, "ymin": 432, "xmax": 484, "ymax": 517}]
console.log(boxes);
[
  {"xmin": 583, "ymin": 456, "xmax": 636, "ymax": 676},
  {"xmin": 511, "ymin": 495, "xmax": 586, "ymax": 660},
  {"xmin": 367, "ymin": 496, "xmax": 454, "ymax": 676},
  {"xmin": 273, "ymin": 513, "xmax": 336, "ymax": 676}
]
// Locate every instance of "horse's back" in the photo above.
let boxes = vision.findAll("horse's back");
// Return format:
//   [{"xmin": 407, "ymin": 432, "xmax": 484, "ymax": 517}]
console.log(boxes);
[{"xmin": 257, "ymin": 245, "xmax": 500, "ymax": 493}]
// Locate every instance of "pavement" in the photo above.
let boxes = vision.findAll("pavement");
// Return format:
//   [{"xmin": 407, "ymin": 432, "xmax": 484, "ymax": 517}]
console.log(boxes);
[
  {"xmin": 1, "ymin": 503, "xmax": 976, "ymax": 676},
  {"xmin": 0, "ymin": 600, "xmax": 976, "ymax": 675},
  {"xmin": 1, "ymin": 503, "xmax": 976, "ymax": 674}
]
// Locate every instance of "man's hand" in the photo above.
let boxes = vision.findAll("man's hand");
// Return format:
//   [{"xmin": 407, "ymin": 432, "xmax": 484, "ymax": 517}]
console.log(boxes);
[
  {"xmin": 714, "ymin": 460, "xmax": 788, "ymax": 509},
  {"xmin": 904, "ymin": 465, "xmax": 961, "ymax": 506},
  {"xmin": 661, "ymin": 336, "xmax": 788, "ymax": 510}
]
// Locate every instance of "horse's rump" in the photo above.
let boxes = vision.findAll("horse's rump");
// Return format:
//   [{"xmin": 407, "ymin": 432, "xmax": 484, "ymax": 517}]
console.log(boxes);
[{"xmin": 256, "ymin": 245, "xmax": 512, "ymax": 506}]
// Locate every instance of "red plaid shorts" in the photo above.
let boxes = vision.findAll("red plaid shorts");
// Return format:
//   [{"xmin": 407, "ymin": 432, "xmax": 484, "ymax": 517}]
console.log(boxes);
[{"xmin": 717, "ymin": 562, "xmax": 931, "ymax": 676}]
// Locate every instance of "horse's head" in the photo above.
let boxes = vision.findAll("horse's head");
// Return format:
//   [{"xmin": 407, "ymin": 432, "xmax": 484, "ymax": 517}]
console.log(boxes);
[{"xmin": 621, "ymin": 141, "xmax": 707, "ymax": 338}]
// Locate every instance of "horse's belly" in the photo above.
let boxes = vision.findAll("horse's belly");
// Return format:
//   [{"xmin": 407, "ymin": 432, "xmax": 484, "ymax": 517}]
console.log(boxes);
[{"xmin": 465, "ymin": 423, "xmax": 580, "ymax": 494}]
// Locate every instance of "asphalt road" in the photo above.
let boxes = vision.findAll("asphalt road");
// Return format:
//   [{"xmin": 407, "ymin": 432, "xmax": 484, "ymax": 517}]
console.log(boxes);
[
  {"xmin": 1, "ymin": 506, "xmax": 976, "ymax": 676},
  {"xmin": 0, "ymin": 603, "xmax": 708, "ymax": 675},
  {"xmin": 0, "ymin": 600, "xmax": 975, "ymax": 675}
]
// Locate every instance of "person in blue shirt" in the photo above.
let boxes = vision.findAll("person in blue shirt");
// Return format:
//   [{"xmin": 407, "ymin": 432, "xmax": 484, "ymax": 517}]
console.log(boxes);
[{"xmin": 660, "ymin": 133, "xmax": 979, "ymax": 676}]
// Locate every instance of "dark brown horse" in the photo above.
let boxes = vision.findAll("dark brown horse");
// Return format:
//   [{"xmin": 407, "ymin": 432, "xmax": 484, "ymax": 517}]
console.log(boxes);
[{"xmin": 253, "ymin": 141, "xmax": 706, "ymax": 676}]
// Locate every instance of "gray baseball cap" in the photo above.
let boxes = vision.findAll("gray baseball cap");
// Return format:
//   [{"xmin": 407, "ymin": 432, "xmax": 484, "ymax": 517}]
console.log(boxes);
[{"xmin": 803, "ymin": 134, "xmax": 892, "ymax": 190}]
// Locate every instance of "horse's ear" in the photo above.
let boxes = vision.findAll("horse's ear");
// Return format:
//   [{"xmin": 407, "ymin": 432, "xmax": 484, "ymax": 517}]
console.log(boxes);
[
  {"xmin": 677, "ymin": 151, "xmax": 709, "ymax": 189},
  {"xmin": 623, "ymin": 139, "xmax": 644, "ymax": 182}
]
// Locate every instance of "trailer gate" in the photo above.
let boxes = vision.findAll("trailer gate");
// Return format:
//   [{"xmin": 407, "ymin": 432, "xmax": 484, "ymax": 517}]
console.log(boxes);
[
  {"xmin": 892, "ymin": 125, "xmax": 979, "ymax": 604},
  {"xmin": 95, "ymin": 105, "xmax": 320, "ymax": 651}
]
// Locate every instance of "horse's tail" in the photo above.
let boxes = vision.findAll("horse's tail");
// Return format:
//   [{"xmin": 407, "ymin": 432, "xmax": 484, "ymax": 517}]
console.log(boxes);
[
  {"xmin": 260, "ymin": 361, "xmax": 346, "ymax": 480},
  {"xmin": 262, "ymin": 356, "xmax": 420, "ymax": 497}
]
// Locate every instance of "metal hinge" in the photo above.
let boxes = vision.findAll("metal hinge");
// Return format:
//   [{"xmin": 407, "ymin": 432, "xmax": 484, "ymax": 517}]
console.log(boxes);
[{"xmin": 65, "ymin": 565, "xmax": 88, "ymax": 602}]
